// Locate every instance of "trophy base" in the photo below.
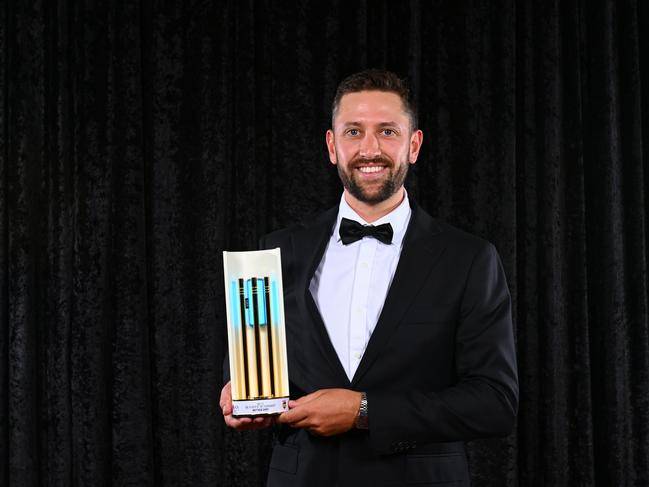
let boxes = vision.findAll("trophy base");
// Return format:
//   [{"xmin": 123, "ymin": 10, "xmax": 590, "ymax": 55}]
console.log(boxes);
[{"xmin": 232, "ymin": 396, "xmax": 290, "ymax": 417}]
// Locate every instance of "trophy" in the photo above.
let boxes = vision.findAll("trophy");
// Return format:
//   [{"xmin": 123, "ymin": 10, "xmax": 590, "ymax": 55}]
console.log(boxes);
[{"xmin": 223, "ymin": 249, "xmax": 290, "ymax": 416}]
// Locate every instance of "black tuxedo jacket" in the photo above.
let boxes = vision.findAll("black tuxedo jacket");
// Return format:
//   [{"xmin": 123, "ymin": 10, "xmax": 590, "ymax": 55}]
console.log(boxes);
[{"xmin": 258, "ymin": 202, "xmax": 518, "ymax": 487}]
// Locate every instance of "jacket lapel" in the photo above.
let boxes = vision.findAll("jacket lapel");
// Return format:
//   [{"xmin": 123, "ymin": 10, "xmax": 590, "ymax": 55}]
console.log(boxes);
[
  {"xmin": 351, "ymin": 204, "xmax": 446, "ymax": 387},
  {"xmin": 290, "ymin": 207, "xmax": 351, "ymax": 385}
]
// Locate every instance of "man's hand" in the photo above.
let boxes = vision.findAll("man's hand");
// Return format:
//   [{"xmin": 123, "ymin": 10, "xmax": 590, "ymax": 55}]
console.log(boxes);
[
  {"xmin": 220, "ymin": 381, "xmax": 273, "ymax": 431},
  {"xmin": 277, "ymin": 389, "xmax": 362, "ymax": 436}
]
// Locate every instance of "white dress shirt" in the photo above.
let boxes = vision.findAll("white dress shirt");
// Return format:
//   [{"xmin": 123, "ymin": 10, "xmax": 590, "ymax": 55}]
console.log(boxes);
[{"xmin": 309, "ymin": 192, "xmax": 412, "ymax": 380}]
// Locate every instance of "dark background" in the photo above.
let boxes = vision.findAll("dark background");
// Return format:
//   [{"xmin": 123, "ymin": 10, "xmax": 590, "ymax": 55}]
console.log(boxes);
[{"xmin": 2, "ymin": 0, "xmax": 648, "ymax": 485}]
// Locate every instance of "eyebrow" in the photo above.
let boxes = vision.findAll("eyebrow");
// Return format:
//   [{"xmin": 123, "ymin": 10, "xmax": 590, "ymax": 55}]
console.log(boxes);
[{"xmin": 341, "ymin": 121, "xmax": 400, "ymax": 128}]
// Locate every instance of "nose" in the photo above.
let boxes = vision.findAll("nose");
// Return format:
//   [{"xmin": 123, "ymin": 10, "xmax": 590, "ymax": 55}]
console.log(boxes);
[{"xmin": 359, "ymin": 132, "xmax": 381, "ymax": 158}]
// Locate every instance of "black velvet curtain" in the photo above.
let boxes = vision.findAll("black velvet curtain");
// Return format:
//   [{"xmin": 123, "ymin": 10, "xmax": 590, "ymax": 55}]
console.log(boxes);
[{"xmin": 2, "ymin": 0, "xmax": 648, "ymax": 485}]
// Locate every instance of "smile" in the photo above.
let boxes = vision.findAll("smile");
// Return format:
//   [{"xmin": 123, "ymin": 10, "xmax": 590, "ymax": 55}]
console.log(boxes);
[{"xmin": 357, "ymin": 166, "xmax": 386, "ymax": 173}]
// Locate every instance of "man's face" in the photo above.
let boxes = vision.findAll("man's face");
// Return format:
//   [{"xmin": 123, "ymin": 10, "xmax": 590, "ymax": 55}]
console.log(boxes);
[{"xmin": 326, "ymin": 90, "xmax": 423, "ymax": 205}]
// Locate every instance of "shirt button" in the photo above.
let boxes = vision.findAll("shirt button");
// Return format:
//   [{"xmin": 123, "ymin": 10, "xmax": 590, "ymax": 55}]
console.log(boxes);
[
  {"xmin": 360, "ymin": 261, "xmax": 369, "ymax": 269},
  {"xmin": 354, "ymin": 352, "xmax": 362, "ymax": 359}
]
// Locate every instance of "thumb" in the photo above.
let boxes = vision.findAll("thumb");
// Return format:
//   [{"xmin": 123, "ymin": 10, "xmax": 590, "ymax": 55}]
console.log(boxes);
[
  {"xmin": 222, "ymin": 401, "xmax": 233, "ymax": 416},
  {"xmin": 220, "ymin": 382, "xmax": 233, "ymax": 415}
]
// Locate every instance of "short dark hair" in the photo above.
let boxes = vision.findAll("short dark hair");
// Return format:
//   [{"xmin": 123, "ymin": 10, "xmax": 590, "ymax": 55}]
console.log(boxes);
[{"xmin": 331, "ymin": 69, "xmax": 417, "ymax": 129}]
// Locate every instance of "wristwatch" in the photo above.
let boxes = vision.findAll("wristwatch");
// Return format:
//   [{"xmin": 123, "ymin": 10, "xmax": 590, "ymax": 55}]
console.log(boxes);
[{"xmin": 355, "ymin": 392, "xmax": 369, "ymax": 429}]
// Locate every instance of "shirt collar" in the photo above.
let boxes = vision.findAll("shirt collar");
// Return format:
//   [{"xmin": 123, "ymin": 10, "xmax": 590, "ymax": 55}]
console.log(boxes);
[{"xmin": 333, "ymin": 190, "xmax": 412, "ymax": 247}]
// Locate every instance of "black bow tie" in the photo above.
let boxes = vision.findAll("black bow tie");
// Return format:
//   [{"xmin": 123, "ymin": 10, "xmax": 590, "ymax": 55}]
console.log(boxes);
[{"xmin": 339, "ymin": 217, "xmax": 393, "ymax": 245}]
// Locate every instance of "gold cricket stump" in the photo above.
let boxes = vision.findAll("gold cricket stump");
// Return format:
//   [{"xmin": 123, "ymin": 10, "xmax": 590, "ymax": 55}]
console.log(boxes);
[{"xmin": 223, "ymin": 249, "xmax": 290, "ymax": 416}]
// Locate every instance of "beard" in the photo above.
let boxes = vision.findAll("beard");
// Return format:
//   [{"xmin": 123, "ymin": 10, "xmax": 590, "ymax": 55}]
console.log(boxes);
[{"xmin": 336, "ymin": 153, "xmax": 409, "ymax": 204}]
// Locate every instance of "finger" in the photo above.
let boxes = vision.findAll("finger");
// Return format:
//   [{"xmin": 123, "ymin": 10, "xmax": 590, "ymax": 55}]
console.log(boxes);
[
  {"xmin": 252, "ymin": 416, "xmax": 272, "ymax": 426},
  {"xmin": 225, "ymin": 414, "xmax": 272, "ymax": 431},
  {"xmin": 291, "ymin": 390, "xmax": 326, "ymax": 407},
  {"xmin": 224, "ymin": 414, "xmax": 252, "ymax": 428},
  {"xmin": 290, "ymin": 418, "xmax": 316, "ymax": 429},
  {"xmin": 276, "ymin": 411, "xmax": 293, "ymax": 424},
  {"xmin": 277, "ymin": 408, "xmax": 309, "ymax": 425}
]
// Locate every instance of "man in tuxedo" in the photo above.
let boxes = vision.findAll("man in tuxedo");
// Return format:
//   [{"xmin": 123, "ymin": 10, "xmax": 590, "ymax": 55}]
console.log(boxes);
[{"xmin": 220, "ymin": 69, "xmax": 518, "ymax": 486}]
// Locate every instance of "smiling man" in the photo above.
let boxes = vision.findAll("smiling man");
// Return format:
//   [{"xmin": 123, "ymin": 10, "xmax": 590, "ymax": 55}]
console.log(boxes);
[
  {"xmin": 220, "ymin": 69, "xmax": 518, "ymax": 486},
  {"xmin": 327, "ymin": 89, "xmax": 420, "ymax": 212}
]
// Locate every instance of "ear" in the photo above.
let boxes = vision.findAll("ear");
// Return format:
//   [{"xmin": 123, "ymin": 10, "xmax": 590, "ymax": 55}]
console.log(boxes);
[
  {"xmin": 326, "ymin": 129, "xmax": 337, "ymax": 165},
  {"xmin": 408, "ymin": 130, "xmax": 424, "ymax": 164}
]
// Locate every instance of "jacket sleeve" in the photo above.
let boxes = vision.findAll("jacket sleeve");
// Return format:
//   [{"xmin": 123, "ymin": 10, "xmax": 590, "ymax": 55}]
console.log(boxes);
[{"xmin": 367, "ymin": 242, "xmax": 518, "ymax": 454}]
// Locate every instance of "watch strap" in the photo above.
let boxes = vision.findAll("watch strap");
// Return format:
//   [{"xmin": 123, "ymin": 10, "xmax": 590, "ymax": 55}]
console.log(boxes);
[{"xmin": 355, "ymin": 392, "xmax": 369, "ymax": 429}]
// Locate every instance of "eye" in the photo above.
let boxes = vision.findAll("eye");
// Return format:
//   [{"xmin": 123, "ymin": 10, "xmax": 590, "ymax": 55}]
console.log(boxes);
[
  {"xmin": 346, "ymin": 128, "xmax": 360, "ymax": 136},
  {"xmin": 382, "ymin": 129, "xmax": 395, "ymax": 136}
]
